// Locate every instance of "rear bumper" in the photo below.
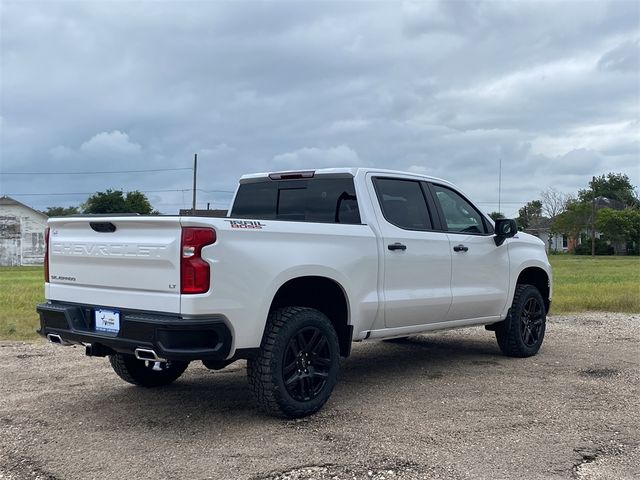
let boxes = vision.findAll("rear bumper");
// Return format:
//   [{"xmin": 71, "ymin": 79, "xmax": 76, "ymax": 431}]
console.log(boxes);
[{"xmin": 36, "ymin": 301, "xmax": 233, "ymax": 362}]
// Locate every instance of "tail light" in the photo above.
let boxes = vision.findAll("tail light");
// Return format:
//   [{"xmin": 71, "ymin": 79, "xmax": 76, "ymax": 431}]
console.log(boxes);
[
  {"xmin": 44, "ymin": 227, "xmax": 50, "ymax": 283},
  {"xmin": 181, "ymin": 227, "xmax": 216, "ymax": 294}
]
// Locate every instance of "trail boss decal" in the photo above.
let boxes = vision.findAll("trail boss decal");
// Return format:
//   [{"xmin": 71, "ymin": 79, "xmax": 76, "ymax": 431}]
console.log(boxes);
[{"xmin": 225, "ymin": 220, "xmax": 266, "ymax": 229}]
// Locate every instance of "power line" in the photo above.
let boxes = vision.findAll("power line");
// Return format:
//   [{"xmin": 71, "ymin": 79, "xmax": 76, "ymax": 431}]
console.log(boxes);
[
  {"xmin": 4, "ymin": 189, "xmax": 188, "ymax": 197},
  {"xmin": 476, "ymin": 201, "xmax": 532, "ymax": 205},
  {"xmin": 2, "ymin": 167, "xmax": 193, "ymax": 175},
  {"xmin": 197, "ymin": 189, "xmax": 235, "ymax": 194},
  {"xmin": 3, "ymin": 188, "xmax": 235, "ymax": 197}
]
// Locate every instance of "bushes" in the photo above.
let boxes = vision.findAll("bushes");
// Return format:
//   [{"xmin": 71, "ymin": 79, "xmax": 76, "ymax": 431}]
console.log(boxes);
[{"xmin": 573, "ymin": 239, "xmax": 614, "ymax": 255}]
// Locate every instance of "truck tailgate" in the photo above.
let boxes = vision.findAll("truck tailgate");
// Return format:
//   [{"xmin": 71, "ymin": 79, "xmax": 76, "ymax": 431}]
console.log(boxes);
[{"xmin": 47, "ymin": 216, "xmax": 182, "ymax": 313}]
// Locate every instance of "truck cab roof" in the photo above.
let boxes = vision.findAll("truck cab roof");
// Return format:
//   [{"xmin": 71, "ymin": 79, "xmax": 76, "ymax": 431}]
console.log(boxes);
[{"xmin": 239, "ymin": 167, "xmax": 453, "ymax": 188}]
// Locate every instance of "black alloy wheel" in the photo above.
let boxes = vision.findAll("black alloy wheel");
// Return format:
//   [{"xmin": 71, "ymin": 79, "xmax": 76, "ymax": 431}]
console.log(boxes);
[
  {"xmin": 247, "ymin": 306, "xmax": 340, "ymax": 418},
  {"xmin": 282, "ymin": 326, "xmax": 332, "ymax": 402},
  {"xmin": 495, "ymin": 284, "xmax": 547, "ymax": 357},
  {"xmin": 520, "ymin": 297, "xmax": 544, "ymax": 347}
]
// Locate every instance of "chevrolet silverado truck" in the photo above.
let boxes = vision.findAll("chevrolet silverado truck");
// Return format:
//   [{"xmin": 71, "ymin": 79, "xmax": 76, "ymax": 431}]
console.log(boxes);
[{"xmin": 37, "ymin": 168, "xmax": 552, "ymax": 418}]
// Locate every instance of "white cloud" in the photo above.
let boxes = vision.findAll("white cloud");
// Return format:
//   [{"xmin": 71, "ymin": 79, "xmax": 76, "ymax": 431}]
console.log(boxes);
[
  {"xmin": 80, "ymin": 130, "xmax": 142, "ymax": 156},
  {"xmin": 407, "ymin": 165, "xmax": 431, "ymax": 175},
  {"xmin": 273, "ymin": 145, "xmax": 361, "ymax": 168}
]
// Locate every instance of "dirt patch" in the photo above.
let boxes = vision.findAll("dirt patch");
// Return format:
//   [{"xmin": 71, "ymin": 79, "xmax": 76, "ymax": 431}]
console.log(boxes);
[
  {"xmin": 254, "ymin": 459, "xmax": 445, "ymax": 480},
  {"xmin": 0, "ymin": 452, "xmax": 59, "ymax": 480},
  {"xmin": 573, "ymin": 443, "xmax": 639, "ymax": 479},
  {"xmin": 0, "ymin": 312, "xmax": 638, "ymax": 480},
  {"xmin": 579, "ymin": 368, "xmax": 619, "ymax": 378}
]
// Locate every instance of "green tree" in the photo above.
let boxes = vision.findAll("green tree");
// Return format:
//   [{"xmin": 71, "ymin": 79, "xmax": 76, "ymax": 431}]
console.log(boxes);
[
  {"xmin": 552, "ymin": 200, "xmax": 591, "ymax": 242},
  {"xmin": 488, "ymin": 212, "xmax": 505, "ymax": 221},
  {"xmin": 82, "ymin": 190, "xmax": 156, "ymax": 214},
  {"xmin": 83, "ymin": 190, "xmax": 126, "ymax": 214},
  {"xmin": 596, "ymin": 208, "xmax": 640, "ymax": 246},
  {"xmin": 123, "ymin": 191, "xmax": 157, "ymax": 215},
  {"xmin": 516, "ymin": 200, "xmax": 543, "ymax": 229},
  {"xmin": 43, "ymin": 206, "xmax": 79, "ymax": 217},
  {"xmin": 578, "ymin": 173, "xmax": 639, "ymax": 207}
]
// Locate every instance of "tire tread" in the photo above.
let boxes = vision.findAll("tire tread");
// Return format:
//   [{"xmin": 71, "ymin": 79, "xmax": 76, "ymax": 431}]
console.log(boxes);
[
  {"xmin": 247, "ymin": 306, "xmax": 339, "ymax": 418},
  {"xmin": 495, "ymin": 284, "xmax": 546, "ymax": 358},
  {"xmin": 109, "ymin": 354, "xmax": 189, "ymax": 387}
]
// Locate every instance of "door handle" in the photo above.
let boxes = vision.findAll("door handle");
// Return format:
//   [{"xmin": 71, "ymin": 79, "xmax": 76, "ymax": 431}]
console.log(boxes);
[
  {"xmin": 453, "ymin": 244, "xmax": 468, "ymax": 252},
  {"xmin": 388, "ymin": 242, "xmax": 407, "ymax": 251}
]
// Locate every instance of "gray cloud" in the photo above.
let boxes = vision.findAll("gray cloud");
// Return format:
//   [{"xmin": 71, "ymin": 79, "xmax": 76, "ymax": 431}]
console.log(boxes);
[
  {"xmin": 1, "ymin": 0, "xmax": 638, "ymax": 217},
  {"xmin": 598, "ymin": 39, "xmax": 640, "ymax": 72}
]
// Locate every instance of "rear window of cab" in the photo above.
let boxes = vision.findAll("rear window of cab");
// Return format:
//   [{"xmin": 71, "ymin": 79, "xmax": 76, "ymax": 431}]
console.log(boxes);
[{"xmin": 231, "ymin": 177, "xmax": 361, "ymax": 224}]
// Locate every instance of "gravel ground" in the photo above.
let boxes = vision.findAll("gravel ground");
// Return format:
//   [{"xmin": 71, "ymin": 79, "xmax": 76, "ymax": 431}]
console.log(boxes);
[{"xmin": 0, "ymin": 312, "xmax": 638, "ymax": 480}]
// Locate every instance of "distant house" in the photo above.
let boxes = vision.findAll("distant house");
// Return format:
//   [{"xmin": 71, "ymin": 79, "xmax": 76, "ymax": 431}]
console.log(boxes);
[
  {"xmin": 527, "ymin": 229, "xmax": 564, "ymax": 253},
  {"xmin": 523, "ymin": 217, "xmax": 567, "ymax": 253},
  {"xmin": 0, "ymin": 196, "xmax": 48, "ymax": 266}
]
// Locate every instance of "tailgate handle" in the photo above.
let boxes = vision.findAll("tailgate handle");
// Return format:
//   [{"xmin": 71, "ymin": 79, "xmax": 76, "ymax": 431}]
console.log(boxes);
[{"xmin": 90, "ymin": 222, "xmax": 116, "ymax": 233}]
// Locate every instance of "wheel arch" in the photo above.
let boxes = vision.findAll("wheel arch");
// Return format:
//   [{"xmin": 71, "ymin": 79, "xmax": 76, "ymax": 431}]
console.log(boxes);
[
  {"xmin": 516, "ymin": 267, "xmax": 551, "ymax": 313},
  {"xmin": 268, "ymin": 275, "xmax": 353, "ymax": 357}
]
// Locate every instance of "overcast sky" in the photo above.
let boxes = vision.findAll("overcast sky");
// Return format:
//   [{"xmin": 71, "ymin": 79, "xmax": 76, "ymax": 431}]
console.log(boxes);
[{"xmin": 1, "ymin": 0, "xmax": 638, "ymax": 216}]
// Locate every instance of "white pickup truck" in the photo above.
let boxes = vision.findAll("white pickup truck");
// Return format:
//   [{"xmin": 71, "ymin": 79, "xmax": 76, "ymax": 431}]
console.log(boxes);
[{"xmin": 37, "ymin": 168, "xmax": 552, "ymax": 418}]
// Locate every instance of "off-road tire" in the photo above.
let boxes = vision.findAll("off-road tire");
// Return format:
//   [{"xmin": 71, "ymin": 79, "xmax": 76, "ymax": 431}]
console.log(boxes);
[
  {"xmin": 495, "ymin": 284, "xmax": 546, "ymax": 357},
  {"xmin": 247, "ymin": 307, "xmax": 340, "ymax": 418},
  {"xmin": 109, "ymin": 353, "xmax": 189, "ymax": 387}
]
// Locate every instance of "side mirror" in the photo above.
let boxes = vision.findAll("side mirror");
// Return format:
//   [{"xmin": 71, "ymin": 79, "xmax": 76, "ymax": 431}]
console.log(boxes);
[{"xmin": 494, "ymin": 218, "xmax": 517, "ymax": 246}]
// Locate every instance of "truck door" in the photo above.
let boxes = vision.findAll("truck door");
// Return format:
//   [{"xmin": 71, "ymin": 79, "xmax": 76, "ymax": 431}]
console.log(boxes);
[
  {"xmin": 427, "ymin": 183, "xmax": 510, "ymax": 321},
  {"xmin": 369, "ymin": 175, "xmax": 453, "ymax": 328}
]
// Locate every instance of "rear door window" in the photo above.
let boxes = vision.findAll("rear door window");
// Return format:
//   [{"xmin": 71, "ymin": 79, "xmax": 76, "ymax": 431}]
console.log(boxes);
[
  {"xmin": 372, "ymin": 177, "xmax": 433, "ymax": 230},
  {"xmin": 231, "ymin": 177, "xmax": 361, "ymax": 224}
]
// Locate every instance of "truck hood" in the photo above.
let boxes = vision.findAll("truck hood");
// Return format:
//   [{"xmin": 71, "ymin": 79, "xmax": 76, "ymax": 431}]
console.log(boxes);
[{"xmin": 514, "ymin": 231, "xmax": 546, "ymax": 247}]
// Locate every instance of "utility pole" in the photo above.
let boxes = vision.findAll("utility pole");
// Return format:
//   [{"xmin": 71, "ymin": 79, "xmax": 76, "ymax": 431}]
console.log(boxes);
[
  {"xmin": 192, "ymin": 153, "xmax": 198, "ymax": 215},
  {"xmin": 498, "ymin": 158, "xmax": 502, "ymax": 215},
  {"xmin": 591, "ymin": 176, "xmax": 596, "ymax": 257}
]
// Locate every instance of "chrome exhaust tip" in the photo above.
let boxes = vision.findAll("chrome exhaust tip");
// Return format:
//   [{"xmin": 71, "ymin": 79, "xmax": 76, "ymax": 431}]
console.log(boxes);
[
  {"xmin": 47, "ymin": 333, "xmax": 66, "ymax": 345},
  {"xmin": 134, "ymin": 348, "xmax": 167, "ymax": 363}
]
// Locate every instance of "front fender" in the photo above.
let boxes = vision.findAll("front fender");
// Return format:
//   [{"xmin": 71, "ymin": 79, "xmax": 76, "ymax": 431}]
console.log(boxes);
[{"xmin": 503, "ymin": 240, "xmax": 552, "ymax": 318}]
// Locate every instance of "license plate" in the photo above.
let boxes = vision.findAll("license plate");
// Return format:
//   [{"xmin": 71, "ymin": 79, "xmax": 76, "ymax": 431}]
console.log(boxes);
[{"xmin": 95, "ymin": 309, "xmax": 120, "ymax": 333}]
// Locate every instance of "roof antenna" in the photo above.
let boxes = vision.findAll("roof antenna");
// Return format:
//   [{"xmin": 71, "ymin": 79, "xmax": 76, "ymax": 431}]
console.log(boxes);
[
  {"xmin": 191, "ymin": 153, "xmax": 198, "ymax": 215},
  {"xmin": 498, "ymin": 157, "xmax": 502, "ymax": 214}
]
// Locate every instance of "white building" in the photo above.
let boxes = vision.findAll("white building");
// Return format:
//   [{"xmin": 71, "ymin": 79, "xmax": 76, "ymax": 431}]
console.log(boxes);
[
  {"xmin": 0, "ymin": 196, "xmax": 48, "ymax": 266},
  {"xmin": 527, "ymin": 227, "xmax": 567, "ymax": 253}
]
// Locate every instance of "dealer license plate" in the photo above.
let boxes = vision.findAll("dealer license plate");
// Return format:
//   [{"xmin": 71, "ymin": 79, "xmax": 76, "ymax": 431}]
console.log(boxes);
[{"xmin": 95, "ymin": 309, "xmax": 120, "ymax": 334}]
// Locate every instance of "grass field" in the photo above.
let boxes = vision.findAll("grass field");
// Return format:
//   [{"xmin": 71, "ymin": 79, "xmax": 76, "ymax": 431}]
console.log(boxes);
[
  {"xmin": 0, "ymin": 266, "xmax": 45, "ymax": 340},
  {"xmin": 1, "ymin": 256, "xmax": 638, "ymax": 340},
  {"xmin": 548, "ymin": 255, "xmax": 640, "ymax": 314}
]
